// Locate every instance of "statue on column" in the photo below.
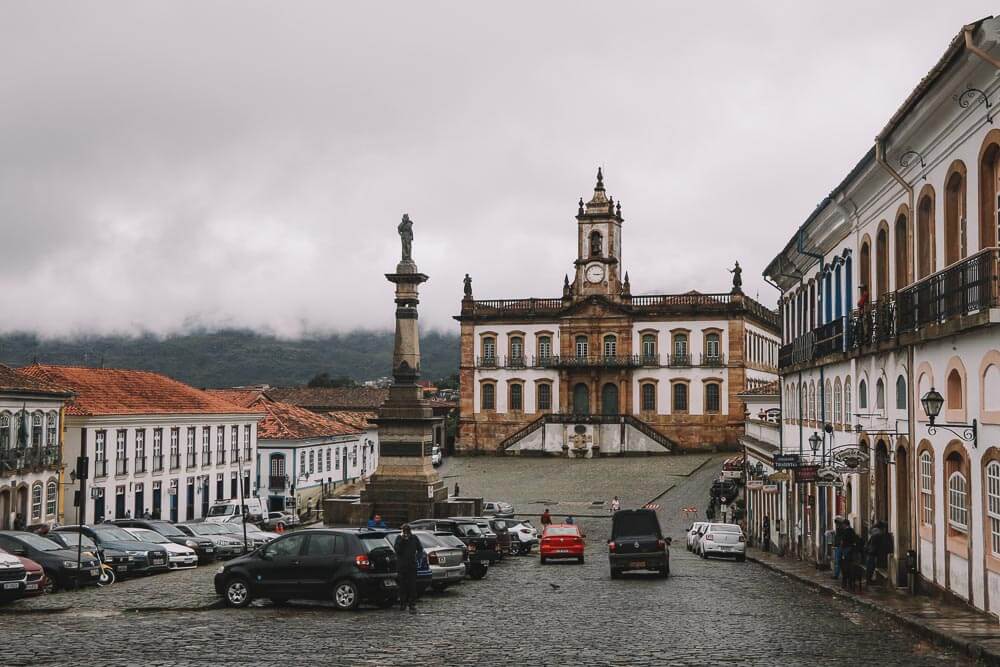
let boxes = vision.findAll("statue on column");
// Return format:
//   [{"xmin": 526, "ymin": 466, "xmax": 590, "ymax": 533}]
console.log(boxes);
[
  {"xmin": 398, "ymin": 214, "xmax": 414, "ymax": 262},
  {"xmin": 729, "ymin": 260, "xmax": 743, "ymax": 293},
  {"xmin": 463, "ymin": 273, "xmax": 473, "ymax": 298}
]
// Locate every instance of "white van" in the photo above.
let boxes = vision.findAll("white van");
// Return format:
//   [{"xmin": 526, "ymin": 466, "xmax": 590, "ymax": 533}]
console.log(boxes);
[{"xmin": 204, "ymin": 498, "xmax": 267, "ymax": 524}]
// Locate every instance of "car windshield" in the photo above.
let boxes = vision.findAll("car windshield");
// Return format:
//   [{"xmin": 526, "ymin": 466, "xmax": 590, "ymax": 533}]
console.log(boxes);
[
  {"xmin": 130, "ymin": 529, "xmax": 169, "ymax": 544},
  {"xmin": 55, "ymin": 533, "xmax": 98, "ymax": 549},
  {"xmin": 491, "ymin": 520, "xmax": 507, "ymax": 530},
  {"xmin": 207, "ymin": 505, "xmax": 235, "ymax": 517},
  {"xmin": 147, "ymin": 523, "xmax": 185, "ymax": 537},
  {"xmin": 361, "ymin": 536, "xmax": 393, "ymax": 552},
  {"xmin": 185, "ymin": 524, "xmax": 224, "ymax": 536},
  {"xmin": 16, "ymin": 534, "xmax": 64, "ymax": 551},
  {"xmin": 545, "ymin": 526, "xmax": 578, "ymax": 536},
  {"xmin": 613, "ymin": 512, "xmax": 661, "ymax": 538},
  {"xmin": 217, "ymin": 524, "xmax": 241, "ymax": 534},
  {"xmin": 95, "ymin": 526, "xmax": 140, "ymax": 541},
  {"xmin": 712, "ymin": 524, "xmax": 742, "ymax": 533},
  {"xmin": 457, "ymin": 524, "xmax": 482, "ymax": 537}
]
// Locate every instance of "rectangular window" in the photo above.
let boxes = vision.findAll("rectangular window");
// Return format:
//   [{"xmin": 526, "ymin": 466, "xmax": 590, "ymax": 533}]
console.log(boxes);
[
  {"xmin": 231, "ymin": 426, "xmax": 239, "ymax": 460},
  {"xmin": 217, "ymin": 426, "xmax": 226, "ymax": 464},
  {"xmin": 672, "ymin": 384, "xmax": 688, "ymax": 412},
  {"xmin": 705, "ymin": 383, "xmax": 721, "ymax": 413},
  {"xmin": 186, "ymin": 427, "xmax": 197, "ymax": 468},
  {"xmin": 116, "ymin": 429, "xmax": 128, "ymax": 475},
  {"xmin": 300, "ymin": 450, "xmax": 306, "ymax": 472},
  {"xmin": 46, "ymin": 413, "xmax": 57, "ymax": 447},
  {"xmin": 989, "ymin": 463, "xmax": 1000, "ymax": 557},
  {"xmin": 482, "ymin": 337, "xmax": 496, "ymax": 361},
  {"xmin": 230, "ymin": 472, "xmax": 238, "ymax": 499},
  {"xmin": 575, "ymin": 337, "xmax": 588, "ymax": 358},
  {"xmin": 216, "ymin": 473, "xmax": 224, "ymax": 501},
  {"xmin": 309, "ymin": 450, "xmax": 315, "ymax": 474},
  {"xmin": 537, "ymin": 383, "xmax": 552, "ymax": 412},
  {"xmin": 202, "ymin": 427, "xmax": 211, "ymax": 465},
  {"xmin": 538, "ymin": 336, "xmax": 552, "ymax": 360},
  {"xmin": 641, "ymin": 384, "xmax": 656, "ymax": 412},
  {"xmin": 134, "ymin": 429, "xmax": 146, "ymax": 473},
  {"xmin": 481, "ymin": 383, "xmax": 496, "ymax": 411},
  {"xmin": 603, "ymin": 337, "xmax": 616, "ymax": 357},
  {"xmin": 326, "ymin": 448, "xmax": 332, "ymax": 470},
  {"xmin": 948, "ymin": 472, "xmax": 968, "ymax": 533},
  {"xmin": 509, "ymin": 383, "xmax": 523, "ymax": 411},
  {"xmin": 244, "ymin": 425, "xmax": 252, "ymax": 461},
  {"xmin": 153, "ymin": 428, "xmax": 163, "ymax": 471},
  {"xmin": 335, "ymin": 449, "xmax": 341, "ymax": 470},
  {"xmin": 169, "ymin": 428, "xmax": 180, "ymax": 469},
  {"xmin": 920, "ymin": 453, "xmax": 933, "ymax": 525},
  {"xmin": 31, "ymin": 484, "xmax": 42, "ymax": 519},
  {"xmin": 46, "ymin": 481, "xmax": 57, "ymax": 516}
]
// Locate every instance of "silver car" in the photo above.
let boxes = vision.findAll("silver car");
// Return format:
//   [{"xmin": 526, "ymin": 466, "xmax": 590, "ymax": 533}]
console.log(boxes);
[
  {"xmin": 699, "ymin": 523, "xmax": 746, "ymax": 561},
  {"xmin": 414, "ymin": 531, "xmax": 466, "ymax": 591}
]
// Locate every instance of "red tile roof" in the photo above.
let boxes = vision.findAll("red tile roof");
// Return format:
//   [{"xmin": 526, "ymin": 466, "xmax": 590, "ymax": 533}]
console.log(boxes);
[
  {"xmin": 0, "ymin": 363, "xmax": 73, "ymax": 397},
  {"xmin": 19, "ymin": 365, "xmax": 260, "ymax": 417},
  {"xmin": 206, "ymin": 390, "xmax": 363, "ymax": 440},
  {"xmin": 325, "ymin": 410, "xmax": 377, "ymax": 431},
  {"xmin": 264, "ymin": 387, "xmax": 389, "ymax": 411}
]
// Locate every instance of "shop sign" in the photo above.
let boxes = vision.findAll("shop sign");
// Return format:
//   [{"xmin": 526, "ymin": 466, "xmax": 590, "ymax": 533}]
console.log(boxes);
[
  {"xmin": 720, "ymin": 470, "xmax": 742, "ymax": 480},
  {"xmin": 795, "ymin": 465, "xmax": 819, "ymax": 483},
  {"xmin": 767, "ymin": 471, "xmax": 790, "ymax": 482},
  {"xmin": 746, "ymin": 480, "xmax": 764, "ymax": 490},
  {"xmin": 773, "ymin": 454, "xmax": 801, "ymax": 470},
  {"xmin": 763, "ymin": 484, "xmax": 779, "ymax": 493}
]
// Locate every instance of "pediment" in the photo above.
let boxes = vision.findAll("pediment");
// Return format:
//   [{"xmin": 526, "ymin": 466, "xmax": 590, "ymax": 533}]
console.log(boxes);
[{"xmin": 560, "ymin": 295, "xmax": 631, "ymax": 319}]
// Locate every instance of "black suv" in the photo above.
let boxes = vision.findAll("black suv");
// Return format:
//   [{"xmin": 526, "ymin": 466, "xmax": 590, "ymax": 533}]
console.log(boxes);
[
  {"xmin": 113, "ymin": 519, "xmax": 217, "ymax": 563},
  {"xmin": 410, "ymin": 518, "xmax": 495, "ymax": 578},
  {"xmin": 0, "ymin": 531, "xmax": 102, "ymax": 591},
  {"xmin": 607, "ymin": 509, "xmax": 670, "ymax": 578},
  {"xmin": 214, "ymin": 528, "xmax": 398, "ymax": 610}
]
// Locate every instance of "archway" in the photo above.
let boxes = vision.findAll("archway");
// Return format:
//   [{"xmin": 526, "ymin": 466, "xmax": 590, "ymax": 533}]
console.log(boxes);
[
  {"xmin": 601, "ymin": 383, "xmax": 619, "ymax": 415},
  {"xmin": 572, "ymin": 383, "xmax": 590, "ymax": 416},
  {"xmin": 0, "ymin": 488, "xmax": 9, "ymax": 529},
  {"xmin": 14, "ymin": 485, "xmax": 28, "ymax": 525},
  {"xmin": 875, "ymin": 440, "xmax": 889, "ymax": 525}
]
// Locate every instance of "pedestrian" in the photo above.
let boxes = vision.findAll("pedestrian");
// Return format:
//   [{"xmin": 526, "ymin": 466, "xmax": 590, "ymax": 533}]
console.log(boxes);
[
  {"xmin": 610, "ymin": 496, "xmax": 621, "ymax": 513},
  {"xmin": 454, "ymin": 482, "xmax": 460, "ymax": 497},
  {"xmin": 125, "ymin": 509, "xmax": 132, "ymax": 519},
  {"xmin": 13, "ymin": 514, "xmax": 25, "ymax": 531},
  {"xmin": 762, "ymin": 515, "xmax": 771, "ymax": 553},
  {"xmin": 393, "ymin": 524, "xmax": 424, "ymax": 614},
  {"xmin": 832, "ymin": 517, "xmax": 847, "ymax": 580},
  {"xmin": 565, "ymin": 515, "xmax": 575, "ymax": 525},
  {"xmin": 865, "ymin": 520, "xmax": 886, "ymax": 585},
  {"xmin": 142, "ymin": 509, "xmax": 152, "ymax": 519},
  {"xmin": 540, "ymin": 508, "xmax": 552, "ymax": 529}
]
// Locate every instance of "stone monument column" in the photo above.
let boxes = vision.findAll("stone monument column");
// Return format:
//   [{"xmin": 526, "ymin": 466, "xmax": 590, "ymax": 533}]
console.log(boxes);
[{"xmin": 359, "ymin": 214, "xmax": 449, "ymax": 525}]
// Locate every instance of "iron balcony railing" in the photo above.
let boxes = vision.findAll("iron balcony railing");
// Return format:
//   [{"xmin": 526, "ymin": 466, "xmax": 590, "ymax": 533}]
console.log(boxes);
[
  {"xmin": 546, "ymin": 355, "xmax": 643, "ymax": 369},
  {"xmin": 169, "ymin": 454, "xmax": 180, "ymax": 470},
  {"xmin": 269, "ymin": 475, "xmax": 288, "ymax": 490},
  {"xmin": 95, "ymin": 459, "xmax": 108, "ymax": 478},
  {"xmin": 186, "ymin": 452, "xmax": 197, "ymax": 469},
  {"xmin": 668, "ymin": 353, "xmax": 692, "ymax": 367},
  {"xmin": 0, "ymin": 447, "xmax": 61, "ymax": 473},
  {"xmin": 639, "ymin": 353, "xmax": 660, "ymax": 367},
  {"xmin": 135, "ymin": 456, "xmax": 147, "ymax": 473},
  {"xmin": 476, "ymin": 355, "xmax": 498, "ymax": 368},
  {"xmin": 202, "ymin": 451, "xmax": 211, "ymax": 466},
  {"xmin": 152, "ymin": 455, "xmax": 163, "ymax": 472},
  {"xmin": 115, "ymin": 458, "xmax": 128, "ymax": 476},
  {"xmin": 700, "ymin": 353, "xmax": 726, "ymax": 367},
  {"xmin": 503, "ymin": 355, "xmax": 527, "ymax": 369}
]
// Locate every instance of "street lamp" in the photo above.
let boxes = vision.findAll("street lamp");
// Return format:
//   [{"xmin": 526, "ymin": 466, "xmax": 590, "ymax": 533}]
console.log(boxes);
[
  {"xmin": 808, "ymin": 431, "xmax": 822, "ymax": 458},
  {"xmin": 920, "ymin": 387, "xmax": 977, "ymax": 447}
]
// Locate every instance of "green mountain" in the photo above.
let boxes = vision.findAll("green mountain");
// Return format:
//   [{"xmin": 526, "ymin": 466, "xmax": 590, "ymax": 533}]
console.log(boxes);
[{"xmin": 0, "ymin": 329, "xmax": 460, "ymax": 388}]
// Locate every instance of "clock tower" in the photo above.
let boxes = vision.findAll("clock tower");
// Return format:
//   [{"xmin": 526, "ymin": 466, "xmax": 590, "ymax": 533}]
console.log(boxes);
[{"xmin": 573, "ymin": 168, "xmax": 624, "ymax": 299}]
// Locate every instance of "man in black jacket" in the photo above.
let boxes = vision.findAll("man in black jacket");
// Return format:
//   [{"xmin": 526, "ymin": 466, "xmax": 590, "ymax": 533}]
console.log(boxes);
[{"xmin": 394, "ymin": 524, "xmax": 424, "ymax": 614}]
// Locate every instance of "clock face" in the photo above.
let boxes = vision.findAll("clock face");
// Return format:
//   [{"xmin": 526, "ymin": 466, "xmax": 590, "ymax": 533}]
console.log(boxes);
[{"xmin": 585, "ymin": 263, "xmax": 605, "ymax": 284}]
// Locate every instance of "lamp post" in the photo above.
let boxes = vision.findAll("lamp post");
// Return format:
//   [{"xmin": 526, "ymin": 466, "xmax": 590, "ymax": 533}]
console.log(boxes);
[
  {"xmin": 808, "ymin": 431, "xmax": 822, "ymax": 462},
  {"xmin": 920, "ymin": 387, "xmax": 978, "ymax": 447}
]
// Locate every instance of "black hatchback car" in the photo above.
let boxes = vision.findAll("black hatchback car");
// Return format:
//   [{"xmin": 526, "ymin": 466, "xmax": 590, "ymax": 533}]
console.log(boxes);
[
  {"xmin": 112, "ymin": 519, "xmax": 217, "ymax": 564},
  {"xmin": 214, "ymin": 528, "xmax": 399, "ymax": 610},
  {"xmin": 607, "ymin": 509, "xmax": 670, "ymax": 578},
  {"xmin": 0, "ymin": 531, "xmax": 102, "ymax": 591}
]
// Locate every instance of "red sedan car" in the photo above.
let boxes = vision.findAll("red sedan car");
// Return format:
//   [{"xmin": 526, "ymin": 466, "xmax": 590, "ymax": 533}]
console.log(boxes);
[
  {"xmin": 540, "ymin": 524, "xmax": 585, "ymax": 564},
  {"xmin": 0, "ymin": 548, "xmax": 45, "ymax": 597}
]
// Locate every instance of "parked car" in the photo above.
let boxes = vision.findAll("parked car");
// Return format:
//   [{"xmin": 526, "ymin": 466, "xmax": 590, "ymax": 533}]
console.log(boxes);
[
  {"xmin": 47, "ymin": 530, "xmax": 129, "ymax": 582},
  {"xmin": 122, "ymin": 528, "xmax": 198, "ymax": 569},
  {"xmin": 412, "ymin": 531, "xmax": 466, "ymax": 591},
  {"xmin": 12, "ymin": 553, "xmax": 46, "ymax": 597},
  {"xmin": 0, "ymin": 531, "xmax": 101, "ymax": 591},
  {"xmin": 607, "ymin": 508, "xmax": 669, "ymax": 578},
  {"xmin": 0, "ymin": 548, "xmax": 27, "ymax": 603},
  {"xmin": 54, "ymin": 525, "xmax": 170, "ymax": 575},
  {"xmin": 112, "ymin": 519, "xmax": 218, "ymax": 564},
  {"xmin": 451, "ymin": 516, "xmax": 508, "ymax": 559},
  {"xmin": 699, "ymin": 523, "xmax": 746, "ymax": 561},
  {"xmin": 175, "ymin": 523, "xmax": 245, "ymax": 559},
  {"xmin": 259, "ymin": 511, "xmax": 301, "ymax": 531},
  {"xmin": 216, "ymin": 522, "xmax": 275, "ymax": 550},
  {"xmin": 686, "ymin": 522, "xmax": 709, "ymax": 552},
  {"xmin": 384, "ymin": 529, "xmax": 433, "ymax": 593},
  {"xmin": 431, "ymin": 446, "xmax": 442, "ymax": 467},
  {"xmin": 540, "ymin": 524, "xmax": 585, "ymax": 564},
  {"xmin": 408, "ymin": 519, "xmax": 493, "ymax": 579},
  {"xmin": 214, "ymin": 528, "xmax": 399, "ymax": 610},
  {"xmin": 481, "ymin": 501, "xmax": 514, "ymax": 517},
  {"xmin": 507, "ymin": 520, "xmax": 539, "ymax": 555}
]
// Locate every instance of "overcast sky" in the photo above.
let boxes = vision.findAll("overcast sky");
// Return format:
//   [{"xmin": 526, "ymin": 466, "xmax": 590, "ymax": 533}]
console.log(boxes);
[{"xmin": 1, "ymin": 2, "xmax": 995, "ymax": 337}]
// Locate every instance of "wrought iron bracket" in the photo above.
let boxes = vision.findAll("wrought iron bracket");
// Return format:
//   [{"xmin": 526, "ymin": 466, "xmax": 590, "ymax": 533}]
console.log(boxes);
[
  {"xmin": 954, "ymin": 87, "xmax": 993, "ymax": 124},
  {"xmin": 926, "ymin": 419, "xmax": 978, "ymax": 447},
  {"xmin": 899, "ymin": 150, "xmax": 927, "ymax": 179}
]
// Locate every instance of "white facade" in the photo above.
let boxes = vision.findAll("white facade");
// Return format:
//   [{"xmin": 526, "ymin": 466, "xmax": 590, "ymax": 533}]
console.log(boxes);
[
  {"xmin": 0, "ymin": 399, "xmax": 66, "ymax": 529},
  {"xmin": 64, "ymin": 416, "xmax": 260, "ymax": 524}
]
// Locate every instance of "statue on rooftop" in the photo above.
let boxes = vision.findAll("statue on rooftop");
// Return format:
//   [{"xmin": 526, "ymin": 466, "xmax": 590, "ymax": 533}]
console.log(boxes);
[{"xmin": 729, "ymin": 260, "xmax": 743, "ymax": 293}]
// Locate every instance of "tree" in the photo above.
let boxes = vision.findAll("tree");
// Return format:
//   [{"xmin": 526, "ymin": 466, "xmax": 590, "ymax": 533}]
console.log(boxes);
[
  {"xmin": 306, "ymin": 373, "xmax": 357, "ymax": 388},
  {"xmin": 435, "ymin": 373, "xmax": 460, "ymax": 390}
]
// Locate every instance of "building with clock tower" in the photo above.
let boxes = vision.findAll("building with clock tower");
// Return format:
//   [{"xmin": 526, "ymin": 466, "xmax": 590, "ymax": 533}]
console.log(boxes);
[{"xmin": 455, "ymin": 169, "xmax": 780, "ymax": 456}]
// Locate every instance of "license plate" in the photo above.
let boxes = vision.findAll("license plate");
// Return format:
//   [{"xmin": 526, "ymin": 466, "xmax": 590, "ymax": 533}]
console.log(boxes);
[
  {"xmin": 383, "ymin": 580, "xmax": 397, "ymax": 588},
  {"xmin": 557, "ymin": 549, "xmax": 570, "ymax": 553},
  {"xmin": 3, "ymin": 582, "xmax": 19, "ymax": 590},
  {"xmin": 629, "ymin": 561, "xmax": 646, "ymax": 568},
  {"xmin": 117, "ymin": 565, "xmax": 128, "ymax": 572},
  {"xmin": 26, "ymin": 583, "xmax": 38, "ymax": 591},
  {"xmin": 205, "ymin": 547, "xmax": 214, "ymax": 553},
  {"xmin": 88, "ymin": 569, "xmax": 99, "ymax": 576}
]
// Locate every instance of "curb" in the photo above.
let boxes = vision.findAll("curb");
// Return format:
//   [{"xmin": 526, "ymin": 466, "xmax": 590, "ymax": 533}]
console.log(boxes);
[
  {"xmin": 0, "ymin": 599, "xmax": 224, "ymax": 615},
  {"xmin": 747, "ymin": 553, "xmax": 1000, "ymax": 666}
]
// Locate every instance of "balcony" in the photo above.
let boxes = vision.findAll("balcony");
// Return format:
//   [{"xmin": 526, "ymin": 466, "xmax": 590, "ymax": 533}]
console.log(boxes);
[
  {"xmin": 476, "ymin": 355, "xmax": 498, "ymax": 368},
  {"xmin": 169, "ymin": 454, "xmax": 180, "ymax": 470},
  {"xmin": 503, "ymin": 355, "xmax": 527, "ymax": 369},
  {"xmin": 0, "ymin": 447, "xmax": 60, "ymax": 473},
  {"xmin": 202, "ymin": 451, "xmax": 211, "ymax": 466},
  {"xmin": 135, "ymin": 457, "xmax": 147, "ymax": 474},
  {"xmin": 186, "ymin": 452, "xmax": 197, "ymax": 469},
  {"xmin": 668, "ymin": 353, "xmax": 692, "ymax": 368},
  {"xmin": 152, "ymin": 455, "xmax": 163, "ymax": 472},
  {"xmin": 639, "ymin": 354, "xmax": 660, "ymax": 367},
  {"xmin": 95, "ymin": 459, "xmax": 108, "ymax": 478},
  {"xmin": 700, "ymin": 353, "xmax": 726, "ymax": 367},
  {"xmin": 269, "ymin": 475, "xmax": 288, "ymax": 490},
  {"xmin": 115, "ymin": 458, "xmax": 128, "ymax": 476},
  {"xmin": 546, "ymin": 355, "xmax": 642, "ymax": 369}
]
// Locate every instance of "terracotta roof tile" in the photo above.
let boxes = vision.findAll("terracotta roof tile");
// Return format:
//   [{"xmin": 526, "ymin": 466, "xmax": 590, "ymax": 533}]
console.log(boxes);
[
  {"xmin": 325, "ymin": 410, "xmax": 377, "ymax": 431},
  {"xmin": 0, "ymin": 363, "xmax": 73, "ymax": 397},
  {"xmin": 264, "ymin": 387, "xmax": 389, "ymax": 411},
  {"xmin": 19, "ymin": 365, "xmax": 260, "ymax": 417},
  {"xmin": 205, "ymin": 390, "xmax": 362, "ymax": 440}
]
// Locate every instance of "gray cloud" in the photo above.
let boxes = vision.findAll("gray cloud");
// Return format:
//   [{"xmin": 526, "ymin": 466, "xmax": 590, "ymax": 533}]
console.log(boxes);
[{"xmin": 1, "ymin": 1, "xmax": 994, "ymax": 336}]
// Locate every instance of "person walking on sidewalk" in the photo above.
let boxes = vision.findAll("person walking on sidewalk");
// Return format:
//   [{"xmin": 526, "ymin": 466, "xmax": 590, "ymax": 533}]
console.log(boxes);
[
  {"xmin": 540, "ymin": 508, "xmax": 552, "ymax": 530},
  {"xmin": 762, "ymin": 516, "xmax": 771, "ymax": 553},
  {"xmin": 865, "ymin": 521, "xmax": 887, "ymax": 584},
  {"xmin": 393, "ymin": 524, "xmax": 424, "ymax": 614},
  {"xmin": 832, "ymin": 517, "xmax": 848, "ymax": 580}
]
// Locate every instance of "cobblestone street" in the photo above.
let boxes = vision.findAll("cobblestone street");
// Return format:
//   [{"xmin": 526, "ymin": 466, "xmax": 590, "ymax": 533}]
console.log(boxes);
[{"xmin": 1, "ymin": 455, "xmax": 971, "ymax": 666}]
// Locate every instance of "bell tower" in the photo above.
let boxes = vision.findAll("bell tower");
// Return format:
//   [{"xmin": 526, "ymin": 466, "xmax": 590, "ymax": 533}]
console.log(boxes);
[{"xmin": 574, "ymin": 168, "xmax": 624, "ymax": 299}]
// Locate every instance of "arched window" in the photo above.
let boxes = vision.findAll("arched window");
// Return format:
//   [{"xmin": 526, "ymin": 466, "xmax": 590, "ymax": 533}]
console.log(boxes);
[
  {"xmin": 46, "ymin": 480, "xmax": 57, "ymax": 516},
  {"xmin": 590, "ymin": 230, "xmax": 603, "ymax": 257},
  {"xmin": 672, "ymin": 383, "xmax": 688, "ymax": 412},
  {"xmin": 948, "ymin": 470, "xmax": 968, "ymax": 533},
  {"xmin": 481, "ymin": 383, "xmax": 496, "ymax": 411},
  {"xmin": 808, "ymin": 382, "xmax": 816, "ymax": 421},
  {"xmin": 705, "ymin": 383, "xmax": 721, "ymax": 413},
  {"xmin": 641, "ymin": 334, "xmax": 656, "ymax": 361},
  {"xmin": 844, "ymin": 379, "xmax": 853, "ymax": 425},
  {"xmin": 536, "ymin": 383, "xmax": 552, "ymax": 412},
  {"xmin": 947, "ymin": 368, "xmax": 963, "ymax": 409},
  {"xmin": 979, "ymin": 135, "xmax": 1000, "ymax": 250},
  {"xmin": 833, "ymin": 379, "xmax": 843, "ymax": 425},
  {"xmin": 858, "ymin": 379, "xmax": 868, "ymax": 410},
  {"xmin": 917, "ymin": 188, "xmax": 935, "ymax": 279},
  {"xmin": 875, "ymin": 378, "xmax": 885, "ymax": 410},
  {"xmin": 986, "ymin": 363, "xmax": 1000, "ymax": 412},
  {"xmin": 876, "ymin": 224, "xmax": 889, "ymax": 296},
  {"xmin": 894, "ymin": 210, "xmax": 909, "ymax": 289},
  {"xmin": 0, "ymin": 412, "xmax": 10, "ymax": 452},
  {"xmin": 944, "ymin": 164, "xmax": 966, "ymax": 265},
  {"xmin": 509, "ymin": 383, "xmax": 523, "ymax": 412},
  {"xmin": 859, "ymin": 239, "xmax": 871, "ymax": 296},
  {"xmin": 920, "ymin": 450, "xmax": 934, "ymax": 525},
  {"xmin": 575, "ymin": 336, "xmax": 589, "ymax": 358},
  {"xmin": 896, "ymin": 375, "xmax": 907, "ymax": 411},
  {"xmin": 537, "ymin": 335, "xmax": 552, "ymax": 361},
  {"xmin": 641, "ymin": 383, "xmax": 656, "ymax": 412},
  {"xmin": 824, "ymin": 380, "xmax": 832, "ymax": 422},
  {"xmin": 603, "ymin": 334, "xmax": 617, "ymax": 357},
  {"xmin": 31, "ymin": 482, "xmax": 42, "ymax": 520},
  {"xmin": 987, "ymin": 461, "xmax": 1000, "ymax": 557}
]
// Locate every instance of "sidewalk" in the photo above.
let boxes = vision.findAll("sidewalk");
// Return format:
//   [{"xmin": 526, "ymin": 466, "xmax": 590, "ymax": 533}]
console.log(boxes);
[{"xmin": 748, "ymin": 547, "xmax": 1000, "ymax": 665}]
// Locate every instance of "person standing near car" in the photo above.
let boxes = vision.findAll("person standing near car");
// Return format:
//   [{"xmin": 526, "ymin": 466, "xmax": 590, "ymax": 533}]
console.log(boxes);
[
  {"xmin": 610, "ymin": 497, "xmax": 621, "ymax": 513},
  {"xmin": 393, "ymin": 524, "xmax": 424, "ymax": 614}
]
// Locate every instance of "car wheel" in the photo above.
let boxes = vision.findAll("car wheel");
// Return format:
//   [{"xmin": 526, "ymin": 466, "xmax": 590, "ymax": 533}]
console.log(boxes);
[
  {"xmin": 736, "ymin": 555, "xmax": 746, "ymax": 563},
  {"xmin": 224, "ymin": 577, "xmax": 253, "ymax": 608},
  {"xmin": 577, "ymin": 555, "xmax": 585, "ymax": 564},
  {"xmin": 333, "ymin": 580, "xmax": 360, "ymax": 610},
  {"xmin": 610, "ymin": 568, "xmax": 621, "ymax": 579},
  {"xmin": 540, "ymin": 556, "xmax": 547, "ymax": 565},
  {"xmin": 43, "ymin": 574, "xmax": 58, "ymax": 594}
]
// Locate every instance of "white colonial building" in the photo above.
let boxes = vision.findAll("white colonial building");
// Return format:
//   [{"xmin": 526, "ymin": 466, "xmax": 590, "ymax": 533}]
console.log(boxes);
[
  {"xmin": 0, "ymin": 364, "xmax": 73, "ymax": 529},
  {"xmin": 19, "ymin": 365, "xmax": 263, "ymax": 524},
  {"xmin": 765, "ymin": 17, "xmax": 1000, "ymax": 615}
]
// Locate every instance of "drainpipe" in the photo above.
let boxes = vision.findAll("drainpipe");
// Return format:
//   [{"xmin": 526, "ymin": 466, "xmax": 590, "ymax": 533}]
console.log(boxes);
[
  {"xmin": 876, "ymin": 138, "xmax": 914, "ymax": 285},
  {"xmin": 965, "ymin": 24, "xmax": 1000, "ymax": 70}
]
